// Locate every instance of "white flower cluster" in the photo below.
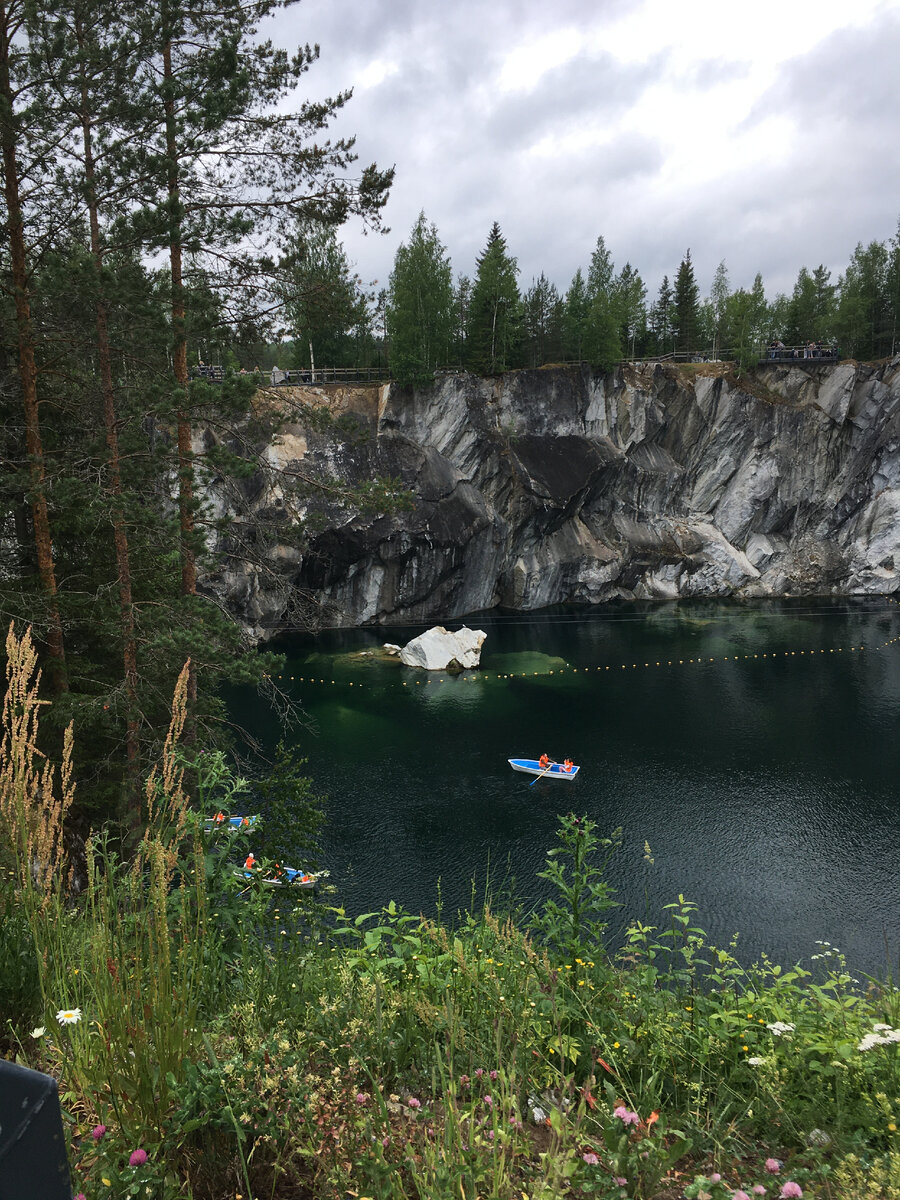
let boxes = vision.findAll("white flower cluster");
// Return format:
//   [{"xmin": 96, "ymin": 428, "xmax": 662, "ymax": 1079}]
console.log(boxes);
[
  {"xmin": 747, "ymin": 1056, "xmax": 766, "ymax": 1066},
  {"xmin": 857, "ymin": 1023, "xmax": 900, "ymax": 1052},
  {"xmin": 766, "ymin": 1021, "xmax": 796, "ymax": 1037}
]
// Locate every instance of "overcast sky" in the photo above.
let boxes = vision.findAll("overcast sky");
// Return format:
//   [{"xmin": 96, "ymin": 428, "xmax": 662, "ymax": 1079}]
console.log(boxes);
[{"xmin": 267, "ymin": 0, "xmax": 900, "ymax": 302}]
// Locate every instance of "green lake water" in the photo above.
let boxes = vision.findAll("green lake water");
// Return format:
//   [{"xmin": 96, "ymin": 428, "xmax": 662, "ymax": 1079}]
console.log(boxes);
[{"xmin": 229, "ymin": 598, "xmax": 900, "ymax": 976}]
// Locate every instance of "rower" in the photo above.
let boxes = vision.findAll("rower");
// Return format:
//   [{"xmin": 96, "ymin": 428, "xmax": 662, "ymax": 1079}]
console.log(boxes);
[
  {"xmin": 539, "ymin": 753, "xmax": 551, "ymax": 770},
  {"xmin": 562, "ymin": 758, "xmax": 574, "ymax": 773}
]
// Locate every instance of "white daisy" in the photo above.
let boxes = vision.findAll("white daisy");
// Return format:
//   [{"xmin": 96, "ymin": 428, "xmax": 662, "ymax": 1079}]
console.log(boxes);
[{"xmin": 56, "ymin": 1008, "xmax": 81, "ymax": 1025}]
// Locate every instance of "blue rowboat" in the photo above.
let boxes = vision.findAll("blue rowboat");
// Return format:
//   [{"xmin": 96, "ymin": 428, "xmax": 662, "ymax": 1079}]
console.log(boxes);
[
  {"xmin": 508, "ymin": 758, "xmax": 579, "ymax": 779},
  {"xmin": 203, "ymin": 814, "xmax": 260, "ymax": 833}
]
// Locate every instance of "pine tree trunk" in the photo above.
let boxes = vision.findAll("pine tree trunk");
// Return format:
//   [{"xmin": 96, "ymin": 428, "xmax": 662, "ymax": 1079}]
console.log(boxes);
[
  {"xmin": 76, "ymin": 15, "xmax": 141, "ymax": 807},
  {"xmin": 0, "ymin": 0, "xmax": 68, "ymax": 693}
]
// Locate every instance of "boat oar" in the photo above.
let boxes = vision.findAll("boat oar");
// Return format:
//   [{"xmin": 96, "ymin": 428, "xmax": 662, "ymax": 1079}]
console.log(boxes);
[{"xmin": 530, "ymin": 760, "xmax": 556, "ymax": 787}]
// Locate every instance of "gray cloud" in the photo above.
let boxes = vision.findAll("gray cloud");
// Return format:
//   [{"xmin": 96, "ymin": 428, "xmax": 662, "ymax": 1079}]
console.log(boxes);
[{"xmin": 264, "ymin": 1, "xmax": 900, "ymax": 305}]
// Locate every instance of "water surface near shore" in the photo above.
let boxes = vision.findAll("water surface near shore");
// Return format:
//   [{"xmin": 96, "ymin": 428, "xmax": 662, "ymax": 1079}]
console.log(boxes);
[{"xmin": 229, "ymin": 598, "xmax": 900, "ymax": 976}]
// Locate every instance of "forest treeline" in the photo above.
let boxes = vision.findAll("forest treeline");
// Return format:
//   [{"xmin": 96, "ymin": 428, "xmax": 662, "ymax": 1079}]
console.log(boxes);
[{"xmin": 296, "ymin": 214, "xmax": 900, "ymax": 385}]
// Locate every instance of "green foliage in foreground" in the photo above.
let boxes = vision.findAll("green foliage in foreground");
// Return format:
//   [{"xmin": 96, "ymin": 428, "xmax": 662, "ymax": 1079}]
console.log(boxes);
[{"xmin": 2, "ymin": 644, "xmax": 899, "ymax": 1198}]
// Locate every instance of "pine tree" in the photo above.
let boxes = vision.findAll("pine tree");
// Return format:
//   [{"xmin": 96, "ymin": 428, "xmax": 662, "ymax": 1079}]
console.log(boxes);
[
  {"xmin": 451, "ymin": 275, "xmax": 471, "ymax": 364},
  {"xmin": 522, "ymin": 273, "xmax": 563, "ymax": 367},
  {"xmin": 467, "ymin": 223, "xmax": 521, "ymax": 374},
  {"xmin": 386, "ymin": 212, "xmax": 453, "ymax": 386},
  {"xmin": 0, "ymin": 0, "xmax": 73, "ymax": 692}
]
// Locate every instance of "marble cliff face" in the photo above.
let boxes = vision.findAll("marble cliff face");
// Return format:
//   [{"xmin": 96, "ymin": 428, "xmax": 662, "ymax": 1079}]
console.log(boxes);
[{"xmin": 198, "ymin": 357, "xmax": 900, "ymax": 638}]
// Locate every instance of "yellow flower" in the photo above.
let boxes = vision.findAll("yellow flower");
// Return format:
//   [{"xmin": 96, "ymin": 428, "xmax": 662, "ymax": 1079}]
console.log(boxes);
[
  {"xmin": 742, "ymin": 1044, "xmax": 749, "ymax": 1051},
  {"xmin": 613, "ymin": 1041, "xmax": 620, "ymax": 1048},
  {"xmin": 889, "ymin": 1122, "xmax": 897, "ymax": 1132},
  {"xmin": 685, "ymin": 1005, "xmax": 693, "ymax": 1012},
  {"xmin": 747, "ymin": 1013, "xmax": 753, "ymax": 1018},
  {"xmin": 102, "ymin": 1180, "xmax": 112, "ymax": 1188}
]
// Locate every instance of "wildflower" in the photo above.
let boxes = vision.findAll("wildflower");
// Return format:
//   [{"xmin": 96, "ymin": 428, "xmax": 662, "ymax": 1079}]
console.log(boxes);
[
  {"xmin": 733, "ymin": 1192, "xmax": 751, "ymax": 1200},
  {"xmin": 30, "ymin": 1027, "xmax": 45, "ymax": 1039},
  {"xmin": 613, "ymin": 1041, "xmax": 620, "ymax": 1048},
  {"xmin": 613, "ymin": 1105, "xmax": 640, "ymax": 1126},
  {"xmin": 129, "ymin": 1149, "xmax": 148, "ymax": 1167},
  {"xmin": 382, "ymin": 1136, "xmax": 389, "ymax": 1148},
  {"xmin": 91, "ymin": 1125, "xmax": 107, "ymax": 1141},
  {"xmin": 74, "ymin": 1194, "xmax": 86, "ymax": 1200},
  {"xmin": 56, "ymin": 1008, "xmax": 81, "ymax": 1026},
  {"xmin": 582, "ymin": 1152, "xmax": 600, "ymax": 1165},
  {"xmin": 483, "ymin": 1095, "xmax": 493, "ymax": 1108},
  {"xmin": 748, "ymin": 1055, "xmax": 766, "ymax": 1066},
  {"xmin": 766, "ymin": 1022, "xmax": 795, "ymax": 1037},
  {"xmin": 779, "ymin": 1185, "xmax": 802, "ymax": 1199},
  {"xmin": 889, "ymin": 1122, "xmax": 897, "ymax": 1132},
  {"xmin": 475, "ymin": 1068, "xmax": 484, "ymax": 1078},
  {"xmin": 765, "ymin": 1158, "xmax": 781, "ymax": 1173},
  {"xmin": 710, "ymin": 1173, "xmax": 721, "ymax": 1183},
  {"xmin": 490, "ymin": 1069, "xmax": 498, "ymax": 1080},
  {"xmin": 459, "ymin": 1074, "xmax": 470, "ymax": 1087},
  {"xmin": 742, "ymin": 1044, "xmax": 749, "ymax": 1051},
  {"xmin": 753, "ymin": 1189, "xmax": 767, "ymax": 1196},
  {"xmin": 487, "ymin": 1130, "xmax": 495, "ymax": 1141},
  {"xmin": 355, "ymin": 1092, "xmax": 369, "ymax": 1105},
  {"xmin": 407, "ymin": 1097, "xmax": 421, "ymax": 1110}
]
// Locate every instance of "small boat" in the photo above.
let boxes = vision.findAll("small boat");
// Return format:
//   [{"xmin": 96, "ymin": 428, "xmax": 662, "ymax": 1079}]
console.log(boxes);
[
  {"xmin": 203, "ymin": 814, "xmax": 259, "ymax": 833},
  {"xmin": 234, "ymin": 865, "xmax": 318, "ymax": 888},
  {"xmin": 508, "ymin": 758, "xmax": 580, "ymax": 779}
]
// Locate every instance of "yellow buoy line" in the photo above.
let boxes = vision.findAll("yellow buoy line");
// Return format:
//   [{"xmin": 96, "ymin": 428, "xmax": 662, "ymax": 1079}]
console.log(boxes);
[{"xmin": 269, "ymin": 598, "xmax": 900, "ymax": 690}]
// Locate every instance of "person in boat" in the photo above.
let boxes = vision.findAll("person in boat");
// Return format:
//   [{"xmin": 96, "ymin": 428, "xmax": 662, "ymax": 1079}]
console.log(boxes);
[
  {"xmin": 244, "ymin": 853, "xmax": 256, "ymax": 869},
  {"xmin": 562, "ymin": 758, "xmax": 575, "ymax": 773},
  {"xmin": 539, "ymin": 753, "xmax": 551, "ymax": 770}
]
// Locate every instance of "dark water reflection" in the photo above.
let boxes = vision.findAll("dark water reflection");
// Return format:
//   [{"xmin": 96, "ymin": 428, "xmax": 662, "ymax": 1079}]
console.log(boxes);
[{"xmin": 228, "ymin": 599, "xmax": 900, "ymax": 976}]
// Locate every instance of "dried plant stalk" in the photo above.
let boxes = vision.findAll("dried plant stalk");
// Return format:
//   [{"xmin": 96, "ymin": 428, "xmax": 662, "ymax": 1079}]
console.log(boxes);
[{"xmin": 0, "ymin": 623, "xmax": 74, "ymax": 903}]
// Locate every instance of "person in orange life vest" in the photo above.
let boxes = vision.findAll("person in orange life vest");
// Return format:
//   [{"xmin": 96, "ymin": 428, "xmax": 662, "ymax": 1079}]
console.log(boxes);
[
  {"xmin": 539, "ymin": 753, "xmax": 551, "ymax": 770},
  {"xmin": 244, "ymin": 853, "xmax": 256, "ymax": 869},
  {"xmin": 562, "ymin": 758, "xmax": 574, "ymax": 773},
  {"xmin": 214, "ymin": 811, "xmax": 225, "ymax": 824}
]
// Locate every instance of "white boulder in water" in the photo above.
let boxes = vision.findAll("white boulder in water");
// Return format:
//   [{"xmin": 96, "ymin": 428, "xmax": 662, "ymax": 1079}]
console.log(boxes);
[{"xmin": 399, "ymin": 626, "xmax": 486, "ymax": 670}]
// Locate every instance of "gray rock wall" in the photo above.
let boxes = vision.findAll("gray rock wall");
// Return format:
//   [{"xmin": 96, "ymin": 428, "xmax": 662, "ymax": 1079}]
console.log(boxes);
[{"xmin": 199, "ymin": 359, "xmax": 900, "ymax": 636}]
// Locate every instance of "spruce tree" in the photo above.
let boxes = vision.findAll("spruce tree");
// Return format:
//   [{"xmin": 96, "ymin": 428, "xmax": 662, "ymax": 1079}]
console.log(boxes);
[
  {"xmin": 467, "ymin": 222, "xmax": 521, "ymax": 374},
  {"xmin": 673, "ymin": 249, "xmax": 701, "ymax": 353}
]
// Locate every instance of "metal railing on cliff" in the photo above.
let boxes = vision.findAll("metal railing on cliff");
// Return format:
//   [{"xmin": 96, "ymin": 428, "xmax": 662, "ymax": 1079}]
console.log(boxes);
[{"xmin": 190, "ymin": 346, "xmax": 841, "ymax": 385}]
